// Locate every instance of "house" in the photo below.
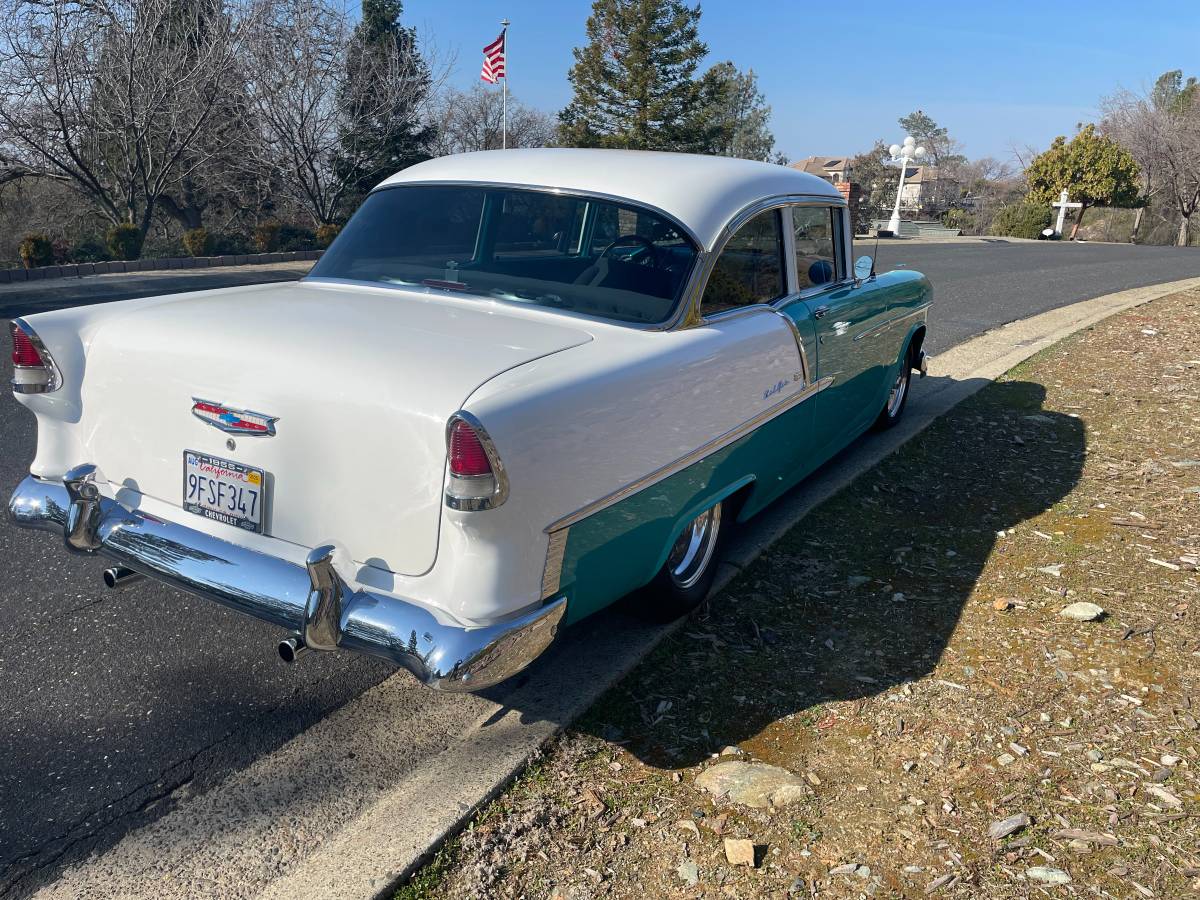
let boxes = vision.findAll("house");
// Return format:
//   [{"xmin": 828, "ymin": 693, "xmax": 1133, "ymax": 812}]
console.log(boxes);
[
  {"xmin": 898, "ymin": 165, "xmax": 961, "ymax": 211},
  {"xmin": 790, "ymin": 156, "xmax": 851, "ymax": 185}
]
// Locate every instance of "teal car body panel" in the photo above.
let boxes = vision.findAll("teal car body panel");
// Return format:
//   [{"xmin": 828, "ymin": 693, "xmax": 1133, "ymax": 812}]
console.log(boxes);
[{"xmin": 556, "ymin": 269, "xmax": 931, "ymax": 625}]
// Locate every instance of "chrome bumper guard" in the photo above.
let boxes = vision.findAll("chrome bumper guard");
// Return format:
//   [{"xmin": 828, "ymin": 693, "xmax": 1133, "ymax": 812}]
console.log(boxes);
[{"xmin": 8, "ymin": 466, "xmax": 567, "ymax": 691}]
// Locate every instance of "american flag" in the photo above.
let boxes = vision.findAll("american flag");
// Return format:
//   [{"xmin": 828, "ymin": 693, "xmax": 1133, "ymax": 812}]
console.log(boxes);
[{"xmin": 481, "ymin": 29, "xmax": 506, "ymax": 83}]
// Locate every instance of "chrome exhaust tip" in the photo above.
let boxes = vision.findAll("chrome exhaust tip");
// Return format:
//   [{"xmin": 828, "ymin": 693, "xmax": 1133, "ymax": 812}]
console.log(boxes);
[
  {"xmin": 278, "ymin": 635, "xmax": 308, "ymax": 663},
  {"xmin": 103, "ymin": 566, "xmax": 144, "ymax": 590}
]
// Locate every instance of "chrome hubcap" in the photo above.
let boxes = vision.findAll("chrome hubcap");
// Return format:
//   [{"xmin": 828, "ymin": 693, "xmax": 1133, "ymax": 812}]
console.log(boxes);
[
  {"xmin": 887, "ymin": 366, "xmax": 909, "ymax": 417},
  {"xmin": 667, "ymin": 503, "xmax": 722, "ymax": 590}
]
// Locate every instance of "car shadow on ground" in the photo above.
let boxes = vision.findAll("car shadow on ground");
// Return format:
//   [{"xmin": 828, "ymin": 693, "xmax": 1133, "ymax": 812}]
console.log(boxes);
[{"xmin": 503, "ymin": 379, "xmax": 1086, "ymax": 769}]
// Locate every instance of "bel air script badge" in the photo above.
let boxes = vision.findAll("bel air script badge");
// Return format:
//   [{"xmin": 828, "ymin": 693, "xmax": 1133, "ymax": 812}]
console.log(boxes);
[{"xmin": 191, "ymin": 399, "xmax": 279, "ymax": 437}]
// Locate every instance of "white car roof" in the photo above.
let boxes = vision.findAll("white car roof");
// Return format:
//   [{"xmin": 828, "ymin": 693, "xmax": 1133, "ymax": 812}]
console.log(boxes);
[{"xmin": 376, "ymin": 149, "xmax": 843, "ymax": 250}]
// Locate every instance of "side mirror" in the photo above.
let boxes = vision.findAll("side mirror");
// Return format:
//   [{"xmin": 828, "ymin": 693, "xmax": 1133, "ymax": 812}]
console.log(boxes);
[{"xmin": 853, "ymin": 255, "xmax": 874, "ymax": 280}]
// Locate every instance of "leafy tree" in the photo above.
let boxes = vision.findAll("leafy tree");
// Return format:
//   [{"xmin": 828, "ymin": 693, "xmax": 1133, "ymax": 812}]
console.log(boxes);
[
  {"xmin": 695, "ymin": 62, "xmax": 776, "ymax": 161},
  {"xmin": 897, "ymin": 109, "xmax": 964, "ymax": 167},
  {"xmin": 337, "ymin": 0, "xmax": 435, "ymax": 211},
  {"xmin": 845, "ymin": 141, "xmax": 894, "ymax": 234},
  {"xmin": 1026, "ymin": 124, "xmax": 1141, "ymax": 240},
  {"xmin": 559, "ymin": 0, "xmax": 708, "ymax": 151},
  {"xmin": 1151, "ymin": 70, "xmax": 1198, "ymax": 115}
]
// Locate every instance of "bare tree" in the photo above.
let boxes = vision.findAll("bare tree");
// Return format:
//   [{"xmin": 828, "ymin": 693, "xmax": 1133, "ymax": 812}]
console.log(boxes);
[
  {"xmin": 430, "ymin": 85, "xmax": 556, "ymax": 156},
  {"xmin": 0, "ymin": 0, "xmax": 241, "ymax": 246},
  {"xmin": 1102, "ymin": 79, "xmax": 1200, "ymax": 246},
  {"xmin": 241, "ymin": 0, "xmax": 444, "ymax": 225}
]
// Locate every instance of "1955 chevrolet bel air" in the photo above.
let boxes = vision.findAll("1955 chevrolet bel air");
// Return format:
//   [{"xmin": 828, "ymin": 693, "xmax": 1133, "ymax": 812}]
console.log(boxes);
[{"xmin": 7, "ymin": 149, "xmax": 931, "ymax": 691}]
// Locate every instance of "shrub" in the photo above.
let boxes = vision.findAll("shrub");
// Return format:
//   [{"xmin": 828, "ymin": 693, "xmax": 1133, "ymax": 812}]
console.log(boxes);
[
  {"xmin": 988, "ymin": 201, "xmax": 1053, "ymax": 240},
  {"xmin": 106, "ymin": 223, "xmax": 143, "ymax": 260},
  {"xmin": 277, "ymin": 224, "xmax": 316, "ymax": 252},
  {"xmin": 182, "ymin": 227, "xmax": 214, "ymax": 257},
  {"xmin": 941, "ymin": 208, "xmax": 976, "ymax": 234},
  {"xmin": 253, "ymin": 220, "xmax": 282, "ymax": 252},
  {"xmin": 211, "ymin": 231, "xmax": 250, "ymax": 255},
  {"xmin": 18, "ymin": 233, "xmax": 55, "ymax": 268},
  {"xmin": 70, "ymin": 238, "xmax": 110, "ymax": 263},
  {"xmin": 315, "ymin": 223, "xmax": 340, "ymax": 248}
]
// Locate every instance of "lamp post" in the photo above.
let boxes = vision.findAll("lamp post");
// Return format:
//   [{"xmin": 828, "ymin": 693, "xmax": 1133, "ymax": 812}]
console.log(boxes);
[{"xmin": 886, "ymin": 136, "xmax": 926, "ymax": 235}]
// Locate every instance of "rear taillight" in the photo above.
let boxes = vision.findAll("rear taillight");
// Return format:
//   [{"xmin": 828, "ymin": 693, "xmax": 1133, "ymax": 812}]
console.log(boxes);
[
  {"xmin": 9, "ymin": 320, "xmax": 59, "ymax": 394},
  {"xmin": 444, "ymin": 412, "xmax": 508, "ymax": 511}
]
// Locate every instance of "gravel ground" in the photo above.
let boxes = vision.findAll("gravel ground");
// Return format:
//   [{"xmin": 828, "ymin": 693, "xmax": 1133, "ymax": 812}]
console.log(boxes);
[{"xmin": 398, "ymin": 289, "xmax": 1200, "ymax": 899}]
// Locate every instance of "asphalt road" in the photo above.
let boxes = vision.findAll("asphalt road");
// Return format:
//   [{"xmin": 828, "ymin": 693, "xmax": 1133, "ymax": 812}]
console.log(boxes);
[{"xmin": 2, "ymin": 240, "xmax": 1199, "ymax": 896}]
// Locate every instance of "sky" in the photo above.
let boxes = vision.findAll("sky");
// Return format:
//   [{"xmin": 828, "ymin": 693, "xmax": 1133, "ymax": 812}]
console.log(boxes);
[{"xmin": 399, "ymin": 0, "xmax": 1200, "ymax": 165}]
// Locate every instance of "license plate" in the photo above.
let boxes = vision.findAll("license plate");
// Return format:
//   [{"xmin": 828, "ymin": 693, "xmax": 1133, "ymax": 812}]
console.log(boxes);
[{"xmin": 183, "ymin": 451, "xmax": 266, "ymax": 533}]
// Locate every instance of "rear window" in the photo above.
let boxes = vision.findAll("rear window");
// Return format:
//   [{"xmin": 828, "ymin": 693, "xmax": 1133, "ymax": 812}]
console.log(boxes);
[{"xmin": 309, "ymin": 185, "xmax": 699, "ymax": 325}]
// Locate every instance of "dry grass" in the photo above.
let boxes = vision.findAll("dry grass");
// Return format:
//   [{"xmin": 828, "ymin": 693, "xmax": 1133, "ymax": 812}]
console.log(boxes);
[{"xmin": 400, "ymin": 290, "xmax": 1200, "ymax": 900}]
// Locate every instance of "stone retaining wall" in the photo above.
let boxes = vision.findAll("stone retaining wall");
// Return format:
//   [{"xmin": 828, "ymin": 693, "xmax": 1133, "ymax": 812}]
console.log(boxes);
[{"xmin": 0, "ymin": 249, "xmax": 322, "ymax": 284}]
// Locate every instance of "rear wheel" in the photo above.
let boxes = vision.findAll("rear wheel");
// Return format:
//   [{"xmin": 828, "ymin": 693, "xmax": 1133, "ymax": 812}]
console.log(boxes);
[
  {"xmin": 874, "ymin": 341, "xmax": 914, "ymax": 430},
  {"xmin": 642, "ymin": 501, "xmax": 726, "ymax": 622}
]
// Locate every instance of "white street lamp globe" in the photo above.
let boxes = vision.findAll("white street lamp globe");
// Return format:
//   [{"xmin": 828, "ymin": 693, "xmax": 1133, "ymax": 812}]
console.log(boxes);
[
  {"xmin": 914, "ymin": 146, "xmax": 927, "ymax": 159},
  {"xmin": 903, "ymin": 135, "xmax": 916, "ymax": 148},
  {"xmin": 889, "ymin": 143, "xmax": 902, "ymax": 158}
]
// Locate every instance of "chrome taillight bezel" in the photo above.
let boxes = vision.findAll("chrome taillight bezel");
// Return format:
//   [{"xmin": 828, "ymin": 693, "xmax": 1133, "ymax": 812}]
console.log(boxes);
[
  {"xmin": 10, "ymin": 318, "xmax": 62, "ymax": 395},
  {"xmin": 444, "ymin": 410, "xmax": 509, "ymax": 511}
]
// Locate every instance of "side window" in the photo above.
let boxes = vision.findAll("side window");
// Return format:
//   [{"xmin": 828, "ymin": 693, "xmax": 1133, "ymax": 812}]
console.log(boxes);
[
  {"xmin": 701, "ymin": 209, "xmax": 785, "ymax": 315},
  {"xmin": 792, "ymin": 206, "xmax": 841, "ymax": 289}
]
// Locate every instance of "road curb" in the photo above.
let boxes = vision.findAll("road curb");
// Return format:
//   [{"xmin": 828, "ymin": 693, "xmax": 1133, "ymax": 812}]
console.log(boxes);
[{"xmin": 31, "ymin": 276, "xmax": 1200, "ymax": 900}]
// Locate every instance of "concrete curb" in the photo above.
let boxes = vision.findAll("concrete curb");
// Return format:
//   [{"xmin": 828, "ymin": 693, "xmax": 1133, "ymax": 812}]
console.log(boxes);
[
  {"xmin": 0, "ymin": 250, "xmax": 322, "ymax": 284},
  {"xmin": 31, "ymin": 276, "xmax": 1200, "ymax": 900}
]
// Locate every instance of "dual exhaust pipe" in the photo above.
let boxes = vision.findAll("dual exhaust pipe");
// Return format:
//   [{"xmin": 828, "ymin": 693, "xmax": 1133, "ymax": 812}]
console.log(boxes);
[{"xmin": 101, "ymin": 564, "xmax": 310, "ymax": 663}]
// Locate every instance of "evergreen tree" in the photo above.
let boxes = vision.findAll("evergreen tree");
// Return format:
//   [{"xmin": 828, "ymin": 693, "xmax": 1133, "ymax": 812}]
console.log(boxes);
[
  {"xmin": 1026, "ymin": 124, "xmax": 1140, "ymax": 240},
  {"xmin": 696, "ymin": 62, "xmax": 776, "ymax": 161},
  {"xmin": 336, "ymin": 0, "xmax": 434, "ymax": 212},
  {"xmin": 559, "ymin": 0, "xmax": 708, "ymax": 151}
]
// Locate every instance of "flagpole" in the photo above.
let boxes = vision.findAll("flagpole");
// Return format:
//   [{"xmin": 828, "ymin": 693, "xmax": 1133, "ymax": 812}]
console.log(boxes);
[{"xmin": 500, "ymin": 18, "xmax": 509, "ymax": 149}]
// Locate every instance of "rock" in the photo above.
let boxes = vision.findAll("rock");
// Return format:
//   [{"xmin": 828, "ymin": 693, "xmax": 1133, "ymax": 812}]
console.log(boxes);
[
  {"xmin": 891, "ymin": 592, "xmax": 906, "ymax": 603},
  {"xmin": 719, "ymin": 745, "xmax": 741, "ymax": 756},
  {"xmin": 1086, "ymin": 749, "xmax": 1104, "ymax": 762},
  {"xmin": 1027, "ymin": 866, "xmax": 1072, "ymax": 885},
  {"xmin": 1144, "ymin": 784, "xmax": 1182, "ymax": 807},
  {"xmin": 675, "ymin": 819, "xmax": 700, "ymax": 839},
  {"xmin": 829, "ymin": 863, "xmax": 859, "ymax": 876},
  {"xmin": 677, "ymin": 859, "xmax": 699, "ymax": 886},
  {"xmin": 847, "ymin": 575, "xmax": 870, "ymax": 588},
  {"xmin": 1059, "ymin": 601, "xmax": 1105, "ymax": 622},
  {"xmin": 925, "ymin": 873, "xmax": 955, "ymax": 893},
  {"xmin": 1162, "ymin": 754, "xmax": 1182, "ymax": 766},
  {"xmin": 724, "ymin": 838, "xmax": 757, "ymax": 867},
  {"xmin": 1038, "ymin": 564, "xmax": 1063, "ymax": 577},
  {"xmin": 787, "ymin": 876, "xmax": 806, "ymax": 895},
  {"xmin": 988, "ymin": 813, "xmax": 1031, "ymax": 840},
  {"xmin": 992, "ymin": 598, "xmax": 1015, "ymax": 611},
  {"xmin": 1053, "ymin": 828, "xmax": 1118, "ymax": 846},
  {"xmin": 996, "ymin": 753, "xmax": 1017, "ymax": 766},
  {"xmin": 695, "ymin": 761, "xmax": 809, "ymax": 809}
]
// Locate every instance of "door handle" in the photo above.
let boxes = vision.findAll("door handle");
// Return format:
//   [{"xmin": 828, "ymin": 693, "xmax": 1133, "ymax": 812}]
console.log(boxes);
[{"xmin": 813, "ymin": 305, "xmax": 830, "ymax": 319}]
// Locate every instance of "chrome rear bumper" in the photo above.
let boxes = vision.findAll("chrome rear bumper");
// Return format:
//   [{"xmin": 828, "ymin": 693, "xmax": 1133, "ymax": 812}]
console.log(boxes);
[{"xmin": 8, "ymin": 466, "xmax": 566, "ymax": 691}]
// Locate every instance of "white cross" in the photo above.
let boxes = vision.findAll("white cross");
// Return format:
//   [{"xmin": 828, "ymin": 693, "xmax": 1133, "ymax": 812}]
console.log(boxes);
[{"xmin": 1052, "ymin": 189, "xmax": 1082, "ymax": 237}]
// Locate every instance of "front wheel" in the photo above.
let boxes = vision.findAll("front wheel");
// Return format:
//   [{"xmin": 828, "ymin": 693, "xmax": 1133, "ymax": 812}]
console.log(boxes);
[
  {"xmin": 641, "ymin": 501, "xmax": 726, "ymax": 622},
  {"xmin": 873, "ymin": 342, "xmax": 914, "ymax": 430}
]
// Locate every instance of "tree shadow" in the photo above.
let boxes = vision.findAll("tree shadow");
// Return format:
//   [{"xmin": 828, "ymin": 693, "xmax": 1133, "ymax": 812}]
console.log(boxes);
[{"xmin": 543, "ymin": 379, "xmax": 1086, "ymax": 768}]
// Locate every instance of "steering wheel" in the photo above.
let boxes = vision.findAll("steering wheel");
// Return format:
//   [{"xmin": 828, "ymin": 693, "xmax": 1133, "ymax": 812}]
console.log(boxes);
[{"xmin": 597, "ymin": 233, "xmax": 659, "ymax": 266}]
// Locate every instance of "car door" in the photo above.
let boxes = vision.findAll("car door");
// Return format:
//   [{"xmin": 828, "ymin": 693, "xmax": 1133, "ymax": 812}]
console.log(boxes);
[
  {"xmin": 696, "ymin": 207, "xmax": 815, "ymax": 504},
  {"xmin": 786, "ymin": 205, "xmax": 891, "ymax": 455}
]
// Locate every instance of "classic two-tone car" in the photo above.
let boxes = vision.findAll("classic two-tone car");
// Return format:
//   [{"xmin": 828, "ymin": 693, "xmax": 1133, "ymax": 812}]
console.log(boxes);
[{"xmin": 7, "ymin": 150, "xmax": 930, "ymax": 690}]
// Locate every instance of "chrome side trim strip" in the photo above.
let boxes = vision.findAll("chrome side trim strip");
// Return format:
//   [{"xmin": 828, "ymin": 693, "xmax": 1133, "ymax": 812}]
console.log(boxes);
[
  {"xmin": 545, "ymin": 375, "xmax": 833, "ymax": 534},
  {"xmin": 852, "ymin": 302, "xmax": 932, "ymax": 343},
  {"xmin": 771, "ymin": 308, "xmax": 811, "ymax": 387},
  {"xmin": 541, "ymin": 527, "xmax": 570, "ymax": 599}
]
